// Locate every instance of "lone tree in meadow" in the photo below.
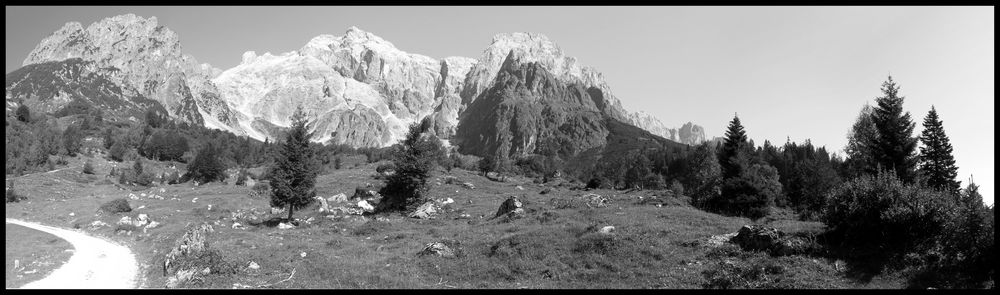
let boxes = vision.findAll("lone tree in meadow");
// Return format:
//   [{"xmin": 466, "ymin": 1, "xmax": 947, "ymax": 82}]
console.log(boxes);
[
  {"xmin": 918, "ymin": 106, "xmax": 960, "ymax": 193},
  {"xmin": 871, "ymin": 76, "xmax": 919, "ymax": 183},
  {"xmin": 268, "ymin": 106, "xmax": 319, "ymax": 221},
  {"xmin": 377, "ymin": 117, "xmax": 444, "ymax": 213}
]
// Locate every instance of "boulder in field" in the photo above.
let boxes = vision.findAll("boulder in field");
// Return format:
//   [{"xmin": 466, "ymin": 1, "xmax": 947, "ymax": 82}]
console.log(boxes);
[
  {"xmin": 408, "ymin": 202, "xmax": 439, "ymax": 219},
  {"xmin": 417, "ymin": 242, "xmax": 455, "ymax": 258},
  {"xmin": 731, "ymin": 225, "xmax": 782, "ymax": 252},
  {"xmin": 494, "ymin": 196, "xmax": 525, "ymax": 219},
  {"xmin": 598, "ymin": 225, "xmax": 616, "ymax": 234},
  {"xmin": 329, "ymin": 193, "xmax": 349, "ymax": 203},
  {"xmin": 461, "ymin": 182, "xmax": 475, "ymax": 190}
]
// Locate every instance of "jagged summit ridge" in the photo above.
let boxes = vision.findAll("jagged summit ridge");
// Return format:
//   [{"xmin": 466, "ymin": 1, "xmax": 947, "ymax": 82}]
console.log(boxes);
[{"xmin": 14, "ymin": 17, "xmax": 703, "ymax": 147}]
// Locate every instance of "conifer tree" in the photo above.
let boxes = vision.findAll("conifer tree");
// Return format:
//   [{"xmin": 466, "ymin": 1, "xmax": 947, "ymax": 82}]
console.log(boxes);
[
  {"xmin": 845, "ymin": 104, "xmax": 880, "ymax": 178},
  {"xmin": 871, "ymin": 76, "xmax": 919, "ymax": 183},
  {"xmin": 377, "ymin": 117, "xmax": 444, "ymax": 212},
  {"xmin": 268, "ymin": 106, "xmax": 319, "ymax": 221},
  {"xmin": 918, "ymin": 106, "xmax": 960, "ymax": 193},
  {"xmin": 720, "ymin": 114, "xmax": 750, "ymax": 179}
]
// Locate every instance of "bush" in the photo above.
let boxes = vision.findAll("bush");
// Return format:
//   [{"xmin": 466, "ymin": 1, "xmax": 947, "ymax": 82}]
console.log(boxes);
[
  {"xmin": 99, "ymin": 198, "xmax": 132, "ymax": 214},
  {"xmin": 109, "ymin": 141, "xmax": 128, "ymax": 162},
  {"xmin": 82, "ymin": 160, "xmax": 95, "ymax": 174},
  {"xmin": 375, "ymin": 162, "xmax": 396, "ymax": 174},
  {"xmin": 6, "ymin": 183, "xmax": 27, "ymax": 203},
  {"xmin": 822, "ymin": 170, "xmax": 953, "ymax": 267},
  {"xmin": 669, "ymin": 179, "xmax": 685, "ymax": 196},
  {"xmin": 708, "ymin": 164, "xmax": 782, "ymax": 219},
  {"xmin": 62, "ymin": 124, "xmax": 84, "ymax": 156},
  {"xmin": 186, "ymin": 144, "xmax": 226, "ymax": 184},
  {"xmin": 234, "ymin": 168, "xmax": 249, "ymax": 186},
  {"xmin": 16, "ymin": 104, "xmax": 31, "ymax": 123},
  {"xmin": 139, "ymin": 130, "xmax": 189, "ymax": 162},
  {"xmin": 585, "ymin": 177, "xmax": 604, "ymax": 190},
  {"xmin": 166, "ymin": 171, "xmax": 181, "ymax": 185}
]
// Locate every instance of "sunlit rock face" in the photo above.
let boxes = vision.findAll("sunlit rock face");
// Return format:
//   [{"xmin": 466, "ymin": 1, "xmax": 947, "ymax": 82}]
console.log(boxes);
[
  {"xmin": 19, "ymin": 14, "xmax": 697, "ymax": 148},
  {"xmin": 22, "ymin": 14, "xmax": 240, "ymax": 131}
]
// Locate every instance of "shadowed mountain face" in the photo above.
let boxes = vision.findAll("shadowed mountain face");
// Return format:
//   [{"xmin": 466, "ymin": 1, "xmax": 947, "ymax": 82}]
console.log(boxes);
[
  {"xmin": 9, "ymin": 13, "xmax": 705, "ymax": 150},
  {"xmin": 455, "ymin": 52, "xmax": 685, "ymax": 166},
  {"xmin": 5, "ymin": 58, "xmax": 167, "ymax": 122}
]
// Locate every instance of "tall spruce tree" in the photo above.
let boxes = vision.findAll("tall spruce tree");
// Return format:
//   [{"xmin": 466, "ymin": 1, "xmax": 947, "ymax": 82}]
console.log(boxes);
[
  {"xmin": 918, "ymin": 106, "xmax": 960, "ymax": 193},
  {"xmin": 268, "ymin": 106, "xmax": 319, "ymax": 222},
  {"xmin": 871, "ymin": 76, "xmax": 919, "ymax": 183},
  {"xmin": 720, "ymin": 114, "xmax": 750, "ymax": 179},
  {"xmin": 845, "ymin": 104, "xmax": 880, "ymax": 178},
  {"xmin": 377, "ymin": 117, "xmax": 444, "ymax": 212}
]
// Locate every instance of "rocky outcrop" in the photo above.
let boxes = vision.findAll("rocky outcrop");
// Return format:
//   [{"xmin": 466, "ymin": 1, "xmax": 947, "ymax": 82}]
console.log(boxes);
[
  {"xmin": 678, "ymin": 122, "xmax": 706, "ymax": 145},
  {"xmin": 454, "ymin": 53, "xmax": 610, "ymax": 158},
  {"xmin": 5, "ymin": 58, "xmax": 167, "ymax": 121},
  {"xmin": 14, "ymin": 15, "xmax": 699, "ymax": 149},
  {"xmin": 20, "ymin": 14, "xmax": 238, "ymax": 129}
]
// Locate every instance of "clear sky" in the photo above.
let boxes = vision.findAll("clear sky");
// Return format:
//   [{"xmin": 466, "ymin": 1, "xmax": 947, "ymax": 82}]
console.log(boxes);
[{"xmin": 5, "ymin": 6, "xmax": 994, "ymax": 205}]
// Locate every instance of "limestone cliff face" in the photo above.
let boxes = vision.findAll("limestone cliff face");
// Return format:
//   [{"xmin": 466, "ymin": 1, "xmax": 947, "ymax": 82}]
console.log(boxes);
[
  {"xmin": 213, "ymin": 27, "xmax": 479, "ymax": 146},
  {"xmin": 20, "ymin": 14, "xmax": 240, "ymax": 132},
  {"xmin": 14, "ymin": 14, "xmax": 701, "ymax": 149},
  {"xmin": 678, "ymin": 122, "xmax": 707, "ymax": 145}
]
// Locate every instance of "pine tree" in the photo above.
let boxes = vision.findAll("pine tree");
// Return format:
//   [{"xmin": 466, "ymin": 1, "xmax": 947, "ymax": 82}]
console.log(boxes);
[
  {"xmin": 871, "ymin": 76, "xmax": 919, "ymax": 183},
  {"xmin": 377, "ymin": 117, "xmax": 444, "ymax": 212},
  {"xmin": 918, "ymin": 106, "xmax": 960, "ymax": 193},
  {"xmin": 844, "ymin": 104, "xmax": 880, "ymax": 178},
  {"xmin": 268, "ymin": 106, "xmax": 319, "ymax": 221},
  {"xmin": 720, "ymin": 114, "xmax": 750, "ymax": 179},
  {"xmin": 62, "ymin": 123, "xmax": 84, "ymax": 156}
]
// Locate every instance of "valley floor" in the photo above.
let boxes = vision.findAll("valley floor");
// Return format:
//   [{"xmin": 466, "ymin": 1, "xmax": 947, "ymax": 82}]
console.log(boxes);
[{"xmin": 4, "ymin": 154, "xmax": 909, "ymax": 289}]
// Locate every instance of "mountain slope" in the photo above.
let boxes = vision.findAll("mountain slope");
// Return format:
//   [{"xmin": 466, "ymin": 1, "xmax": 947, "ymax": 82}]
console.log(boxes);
[{"xmin": 12, "ymin": 14, "xmax": 705, "ymax": 149}]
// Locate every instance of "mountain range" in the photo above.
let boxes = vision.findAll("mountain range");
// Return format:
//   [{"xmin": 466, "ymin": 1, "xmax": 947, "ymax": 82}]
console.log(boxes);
[{"xmin": 6, "ymin": 14, "xmax": 707, "ymax": 158}]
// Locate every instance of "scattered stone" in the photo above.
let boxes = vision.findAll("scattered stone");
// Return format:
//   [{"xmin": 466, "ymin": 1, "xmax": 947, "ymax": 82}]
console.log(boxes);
[
  {"xmin": 137, "ymin": 214, "xmax": 149, "ymax": 222},
  {"xmin": 582, "ymin": 193, "xmax": 609, "ymax": 208},
  {"xmin": 437, "ymin": 198, "xmax": 454, "ymax": 205},
  {"xmin": 232, "ymin": 222, "xmax": 244, "ymax": 230},
  {"xmin": 270, "ymin": 207, "xmax": 286, "ymax": 215},
  {"xmin": 191, "ymin": 198, "xmax": 198, "ymax": 203},
  {"xmin": 494, "ymin": 196, "xmax": 525, "ymax": 219},
  {"xmin": 357, "ymin": 200, "xmax": 375, "ymax": 213},
  {"xmin": 248, "ymin": 261, "xmax": 260, "ymax": 270},
  {"xmin": 137, "ymin": 205, "xmax": 146, "ymax": 210},
  {"xmin": 278, "ymin": 222, "xmax": 296, "ymax": 230},
  {"xmin": 200, "ymin": 267, "xmax": 211, "ymax": 275},
  {"xmin": 409, "ymin": 202, "xmax": 439, "ymax": 219},
  {"xmin": 329, "ymin": 193, "xmax": 348, "ymax": 203},
  {"xmin": 461, "ymin": 182, "xmax": 475, "ymax": 190},
  {"xmin": 300, "ymin": 252, "xmax": 307, "ymax": 258},
  {"xmin": 315, "ymin": 196, "xmax": 331, "ymax": 213},
  {"xmin": 118, "ymin": 216, "xmax": 134, "ymax": 225},
  {"xmin": 160, "ymin": 188, "xmax": 166, "ymax": 193},
  {"xmin": 515, "ymin": 185, "xmax": 524, "ymax": 190},
  {"xmin": 598, "ymin": 226, "xmax": 616, "ymax": 234},
  {"xmin": 457, "ymin": 213, "xmax": 472, "ymax": 219},
  {"xmin": 705, "ymin": 232, "xmax": 738, "ymax": 247},
  {"xmin": 89, "ymin": 220, "xmax": 109, "ymax": 229},
  {"xmin": 163, "ymin": 223, "xmax": 214, "ymax": 279},
  {"xmin": 417, "ymin": 242, "xmax": 455, "ymax": 258},
  {"xmin": 68, "ymin": 212, "xmax": 75, "ymax": 216},
  {"xmin": 353, "ymin": 187, "xmax": 380, "ymax": 200}
]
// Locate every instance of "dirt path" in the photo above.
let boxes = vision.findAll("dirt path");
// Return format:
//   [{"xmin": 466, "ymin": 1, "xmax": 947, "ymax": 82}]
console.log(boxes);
[{"xmin": 5, "ymin": 218, "xmax": 140, "ymax": 289}]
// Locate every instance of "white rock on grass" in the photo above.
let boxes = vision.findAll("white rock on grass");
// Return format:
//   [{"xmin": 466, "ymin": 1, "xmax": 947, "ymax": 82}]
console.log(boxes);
[
  {"xmin": 278, "ymin": 222, "xmax": 295, "ymax": 230},
  {"xmin": 598, "ymin": 226, "xmax": 616, "ymax": 234},
  {"xmin": 248, "ymin": 261, "xmax": 260, "ymax": 270},
  {"xmin": 357, "ymin": 200, "xmax": 375, "ymax": 213}
]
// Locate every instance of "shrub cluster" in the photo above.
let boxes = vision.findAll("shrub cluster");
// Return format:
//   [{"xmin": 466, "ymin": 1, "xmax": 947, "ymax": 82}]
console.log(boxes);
[{"xmin": 99, "ymin": 198, "xmax": 132, "ymax": 214}]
